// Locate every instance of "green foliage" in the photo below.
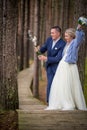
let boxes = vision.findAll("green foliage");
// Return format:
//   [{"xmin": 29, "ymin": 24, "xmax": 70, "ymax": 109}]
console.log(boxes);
[{"xmin": 84, "ymin": 58, "xmax": 87, "ymax": 105}]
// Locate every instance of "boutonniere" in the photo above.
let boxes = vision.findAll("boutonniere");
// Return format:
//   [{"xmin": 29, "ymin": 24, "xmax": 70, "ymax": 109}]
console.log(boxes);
[{"xmin": 55, "ymin": 47, "xmax": 58, "ymax": 50}]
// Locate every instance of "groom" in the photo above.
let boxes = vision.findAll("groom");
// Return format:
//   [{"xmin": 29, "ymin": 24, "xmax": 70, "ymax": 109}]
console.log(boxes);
[{"xmin": 36, "ymin": 26, "xmax": 66, "ymax": 103}]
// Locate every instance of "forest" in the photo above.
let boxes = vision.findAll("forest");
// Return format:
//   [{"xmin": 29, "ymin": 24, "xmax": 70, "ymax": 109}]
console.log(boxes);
[{"xmin": 0, "ymin": 0, "xmax": 87, "ymax": 110}]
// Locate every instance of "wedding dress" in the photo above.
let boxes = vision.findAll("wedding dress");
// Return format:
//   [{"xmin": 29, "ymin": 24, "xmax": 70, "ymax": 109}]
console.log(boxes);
[{"xmin": 45, "ymin": 44, "xmax": 87, "ymax": 110}]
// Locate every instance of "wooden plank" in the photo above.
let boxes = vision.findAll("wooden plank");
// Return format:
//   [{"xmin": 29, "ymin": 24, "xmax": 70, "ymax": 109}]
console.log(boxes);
[
  {"xmin": 18, "ymin": 110, "xmax": 87, "ymax": 130},
  {"xmin": 17, "ymin": 65, "xmax": 87, "ymax": 130}
]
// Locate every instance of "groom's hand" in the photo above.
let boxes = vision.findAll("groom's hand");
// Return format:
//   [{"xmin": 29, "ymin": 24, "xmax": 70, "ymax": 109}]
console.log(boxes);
[
  {"xmin": 38, "ymin": 55, "xmax": 47, "ymax": 61},
  {"xmin": 34, "ymin": 46, "xmax": 40, "ymax": 52}
]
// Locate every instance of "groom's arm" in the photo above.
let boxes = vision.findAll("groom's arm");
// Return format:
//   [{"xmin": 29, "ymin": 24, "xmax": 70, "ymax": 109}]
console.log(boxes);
[
  {"xmin": 38, "ymin": 46, "xmax": 64, "ymax": 63},
  {"xmin": 40, "ymin": 37, "xmax": 52, "ymax": 53}
]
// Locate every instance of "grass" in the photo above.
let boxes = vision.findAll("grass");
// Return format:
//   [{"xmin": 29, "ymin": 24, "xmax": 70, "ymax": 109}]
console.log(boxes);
[{"xmin": 84, "ymin": 58, "xmax": 87, "ymax": 105}]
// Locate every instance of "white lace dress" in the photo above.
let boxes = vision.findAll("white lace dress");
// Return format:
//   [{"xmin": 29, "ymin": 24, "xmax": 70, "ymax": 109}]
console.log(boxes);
[{"xmin": 45, "ymin": 44, "xmax": 87, "ymax": 110}]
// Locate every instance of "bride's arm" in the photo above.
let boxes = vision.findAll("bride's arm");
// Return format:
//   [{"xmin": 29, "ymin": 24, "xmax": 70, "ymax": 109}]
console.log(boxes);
[{"xmin": 75, "ymin": 24, "xmax": 85, "ymax": 47}]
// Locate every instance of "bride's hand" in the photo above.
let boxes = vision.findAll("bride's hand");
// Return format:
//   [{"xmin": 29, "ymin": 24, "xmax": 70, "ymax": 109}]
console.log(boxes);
[{"xmin": 77, "ymin": 24, "xmax": 83, "ymax": 30}]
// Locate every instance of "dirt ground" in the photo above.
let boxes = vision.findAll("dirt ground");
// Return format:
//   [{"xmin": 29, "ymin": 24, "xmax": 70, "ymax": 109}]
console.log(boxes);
[{"xmin": 0, "ymin": 110, "xmax": 18, "ymax": 130}]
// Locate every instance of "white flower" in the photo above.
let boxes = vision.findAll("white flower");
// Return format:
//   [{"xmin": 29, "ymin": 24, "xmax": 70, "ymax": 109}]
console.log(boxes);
[
  {"xmin": 28, "ymin": 30, "xmax": 37, "ymax": 46},
  {"xmin": 32, "ymin": 36, "xmax": 37, "ymax": 46},
  {"xmin": 55, "ymin": 47, "xmax": 58, "ymax": 50},
  {"xmin": 28, "ymin": 30, "xmax": 31, "ymax": 35}
]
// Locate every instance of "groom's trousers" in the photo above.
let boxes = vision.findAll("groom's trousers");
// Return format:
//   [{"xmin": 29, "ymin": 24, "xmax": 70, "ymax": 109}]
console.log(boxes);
[{"xmin": 46, "ymin": 67, "xmax": 55, "ymax": 103}]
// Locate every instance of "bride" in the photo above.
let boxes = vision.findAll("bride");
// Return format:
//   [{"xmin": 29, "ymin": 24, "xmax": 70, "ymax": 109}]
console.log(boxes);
[{"xmin": 45, "ymin": 24, "xmax": 87, "ymax": 110}]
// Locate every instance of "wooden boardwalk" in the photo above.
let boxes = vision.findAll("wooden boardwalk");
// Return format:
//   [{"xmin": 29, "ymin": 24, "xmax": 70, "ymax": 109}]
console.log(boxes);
[{"xmin": 17, "ymin": 64, "xmax": 87, "ymax": 130}]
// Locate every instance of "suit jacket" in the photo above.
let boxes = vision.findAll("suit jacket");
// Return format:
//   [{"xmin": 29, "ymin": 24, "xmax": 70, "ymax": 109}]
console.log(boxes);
[
  {"xmin": 65, "ymin": 29, "xmax": 85, "ymax": 64},
  {"xmin": 40, "ymin": 37, "xmax": 66, "ymax": 74}
]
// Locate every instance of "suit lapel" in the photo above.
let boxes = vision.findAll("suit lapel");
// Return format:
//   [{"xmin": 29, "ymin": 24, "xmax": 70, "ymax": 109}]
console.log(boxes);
[
  {"xmin": 49, "ymin": 39, "xmax": 53, "ymax": 50},
  {"xmin": 49, "ymin": 39, "xmax": 60, "ymax": 56}
]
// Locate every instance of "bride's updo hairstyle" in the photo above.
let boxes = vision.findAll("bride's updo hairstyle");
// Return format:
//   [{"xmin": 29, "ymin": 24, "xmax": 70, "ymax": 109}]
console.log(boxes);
[{"xmin": 65, "ymin": 28, "xmax": 76, "ymax": 39}]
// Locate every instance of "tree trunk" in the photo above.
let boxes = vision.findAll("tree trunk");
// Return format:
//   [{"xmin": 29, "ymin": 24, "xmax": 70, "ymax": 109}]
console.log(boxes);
[
  {"xmin": 73, "ymin": 0, "xmax": 87, "ymax": 88},
  {"xmin": 17, "ymin": 0, "xmax": 25, "ymax": 70},
  {"xmin": 33, "ymin": 0, "xmax": 40, "ymax": 98},
  {"xmin": 23, "ymin": 0, "xmax": 30, "ymax": 68},
  {"xmin": 0, "ymin": 0, "xmax": 3, "ymax": 109},
  {"xmin": 29, "ymin": 0, "xmax": 35, "ymax": 59},
  {"xmin": 45, "ymin": 0, "xmax": 52, "ymax": 38},
  {"xmin": 0, "ymin": 0, "xmax": 19, "ymax": 110}
]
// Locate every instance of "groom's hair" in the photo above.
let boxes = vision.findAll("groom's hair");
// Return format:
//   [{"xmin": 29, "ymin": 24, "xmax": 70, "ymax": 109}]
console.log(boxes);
[{"xmin": 51, "ymin": 26, "xmax": 61, "ymax": 33}]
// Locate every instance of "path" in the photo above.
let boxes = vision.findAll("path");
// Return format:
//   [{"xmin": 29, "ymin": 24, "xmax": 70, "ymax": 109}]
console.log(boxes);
[
  {"xmin": 17, "ymin": 64, "xmax": 45, "ymax": 111},
  {"xmin": 17, "ymin": 64, "xmax": 87, "ymax": 130}
]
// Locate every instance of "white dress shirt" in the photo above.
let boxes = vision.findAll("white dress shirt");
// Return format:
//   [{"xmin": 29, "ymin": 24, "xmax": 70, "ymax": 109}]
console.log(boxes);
[{"xmin": 52, "ymin": 37, "xmax": 61, "ymax": 49}]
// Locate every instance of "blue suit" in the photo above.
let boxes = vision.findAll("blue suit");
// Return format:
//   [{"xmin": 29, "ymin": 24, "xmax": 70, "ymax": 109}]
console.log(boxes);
[{"xmin": 40, "ymin": 37, "xmax": 66, "ymax": 102}]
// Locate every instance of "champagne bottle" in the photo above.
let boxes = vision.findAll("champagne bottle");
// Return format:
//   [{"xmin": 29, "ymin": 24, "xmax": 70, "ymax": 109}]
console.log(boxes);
[
  {"xmin": 36, "ymin": 50, "xmax": 42, "ymax": 55},
  {"xmin": 78, "ymin": 17, "xmax": 87, "ymax": 26},
  {"xmin": 34, "ymin": 44, "xmax": 42, "ymax": 55}
]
